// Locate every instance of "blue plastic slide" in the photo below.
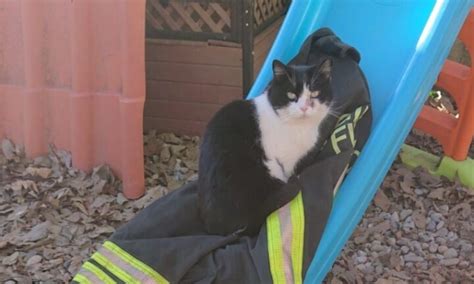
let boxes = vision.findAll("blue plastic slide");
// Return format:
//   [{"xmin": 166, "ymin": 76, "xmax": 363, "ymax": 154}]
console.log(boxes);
[{"xmin": 247, "ymin": 1, "xmax": 474, "ymax": 282}]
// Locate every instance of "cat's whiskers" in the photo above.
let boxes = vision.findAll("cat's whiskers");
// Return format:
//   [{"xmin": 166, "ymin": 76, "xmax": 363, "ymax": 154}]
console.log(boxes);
[
  {"xmin": 254, "ymin": 92, "xmax": 330, "ymax": 180},
  {"xmin": 328, "ymin": 110, "xmax": 341, "ymax": 118},
  {"xmin": 198, "ymin": 58, "xmax": 334, "ymax": 235}
]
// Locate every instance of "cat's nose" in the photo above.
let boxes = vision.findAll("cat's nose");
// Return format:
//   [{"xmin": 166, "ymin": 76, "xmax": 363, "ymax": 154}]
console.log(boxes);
[{"xmin": 300, "ymin": 106, "xmax": 308, "ymax": 112}]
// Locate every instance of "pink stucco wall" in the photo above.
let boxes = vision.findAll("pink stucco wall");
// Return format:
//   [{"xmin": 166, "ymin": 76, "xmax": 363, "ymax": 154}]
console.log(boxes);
[{"xmin": 0, "ymin": 0, "xmax": 146, "ymax": 198}]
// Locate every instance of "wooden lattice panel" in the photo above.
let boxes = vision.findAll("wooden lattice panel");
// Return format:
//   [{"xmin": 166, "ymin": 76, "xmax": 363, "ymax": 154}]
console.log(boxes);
[
  {"xmin": 254, "ymin": 0, "xmax": 288, "ymax": 28},
  {"xmin": 146, "ymin": 0, "xmax": 232, "ymax": 34}
]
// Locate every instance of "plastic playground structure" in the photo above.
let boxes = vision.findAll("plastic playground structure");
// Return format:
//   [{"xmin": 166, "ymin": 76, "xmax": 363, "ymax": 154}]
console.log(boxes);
[
  {"xmin": 246, "ymin": 1, "xmax": 474, "ymax": 282},
  {"xmin": 403, "ymin": 9, "xmax": 474, "ymax": 188}
]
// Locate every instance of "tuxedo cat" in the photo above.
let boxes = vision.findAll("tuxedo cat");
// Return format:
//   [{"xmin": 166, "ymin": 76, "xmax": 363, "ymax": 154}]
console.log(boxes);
[{"xmin": 198, "ymin": 58, "xmax": 333, "ymax": 236}]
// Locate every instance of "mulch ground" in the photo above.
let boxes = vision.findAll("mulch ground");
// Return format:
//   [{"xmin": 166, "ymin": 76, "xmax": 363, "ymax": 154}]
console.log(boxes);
[{"xmin": 0, "ymin": 130, "xmax": 472, "ymax": 283}]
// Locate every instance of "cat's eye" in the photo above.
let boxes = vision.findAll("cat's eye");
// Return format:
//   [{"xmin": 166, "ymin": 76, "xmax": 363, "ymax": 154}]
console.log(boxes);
[
  {"xmin": 287, "ymin": 93, "xmax": 297, "ymax": 100},
  {"xmin": 310, "ymin": 92, "xmax": 319, "ymax": 99}
]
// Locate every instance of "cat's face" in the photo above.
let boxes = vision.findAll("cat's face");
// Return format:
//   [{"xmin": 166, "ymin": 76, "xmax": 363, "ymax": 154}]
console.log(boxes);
[{"xmin": 268, "ymin": 59, "xmax": 332, "ymax": 121}]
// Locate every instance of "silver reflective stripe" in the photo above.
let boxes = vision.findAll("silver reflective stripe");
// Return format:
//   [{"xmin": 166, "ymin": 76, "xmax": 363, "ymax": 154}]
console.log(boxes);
[
  {"xmin": 278, "ymin": 203, "xmax": 294, "ymax": 284},
  {"xmin": 100, "ymin": 246, "xmax": 154, "ymax": 282},
  {"xmin": 78, "ymin": 268, "xmax": 102, "ymax": 283}
]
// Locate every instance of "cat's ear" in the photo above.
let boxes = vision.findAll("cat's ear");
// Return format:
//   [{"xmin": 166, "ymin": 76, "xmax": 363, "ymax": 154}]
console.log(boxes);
[
  {"xmin": 311, "ymin": 58, "xmax": 332, "ymax": 85},
  {"xmin": 272, "ymin": 60, "xmax": 291, "ymax": 80}
]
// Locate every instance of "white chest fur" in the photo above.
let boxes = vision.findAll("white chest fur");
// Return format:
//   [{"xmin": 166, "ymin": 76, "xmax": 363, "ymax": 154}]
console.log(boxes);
[{"xmin": 254, "ymin": 93, "xmax": 328, "ymax": 182}]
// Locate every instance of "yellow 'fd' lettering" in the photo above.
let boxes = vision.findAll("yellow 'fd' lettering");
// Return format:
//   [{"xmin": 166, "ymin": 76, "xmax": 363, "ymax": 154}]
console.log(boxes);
[
  {"xmin": 331, "ymin": 105, "xmax": 369, "ymax": 155},
  {"xmin": 331, "ymin": 124, "xmax": 347, "ymax": 154},
  {"xmin": 353, "ymin": 105, "xmax": 369, "ymax": 125},
  {"xmin": 331, "ymin": 121, "xmax": 357, "ymax": 153},
  {"xmin": 354, "ymin": 106, "xmax": 362, "ymax": 123},
  {"xmin": 347, "ymin": 122, "xmax": 356, "ymax": 147},
  {"xmin": 336, "ymin": 113, "xmax": 352, "ymax": 127}
]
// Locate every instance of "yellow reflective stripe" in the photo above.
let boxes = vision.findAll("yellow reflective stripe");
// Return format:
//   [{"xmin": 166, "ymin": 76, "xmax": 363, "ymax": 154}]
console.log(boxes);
[
  {"xmin": 72, "ymin": 274, "xmax": 92, "ymax": 284},
  {"xmin": 268, "ymin": 193, "xmax": 306, "ymax": 284},
  {"xmin": 82, "ymin": 261, "xmax": 116, "ymax": 284},
  {"xmin": 267, "ymin": 211, "xmax": 287, "ymax": 284},
  {"xmin": 265, "ymin": 105, "xmax": 370, "ymax": 284},
  {"xmin": 92, "ymin": 252, "xmax": 140, "ymax": 284},
  {"xmin": 103, "ymin": 241, "xmax": 169, "ymax": 284},
  {"xmin": 290, "ymin": 193, "xmax": 304, "ymax": 284}
]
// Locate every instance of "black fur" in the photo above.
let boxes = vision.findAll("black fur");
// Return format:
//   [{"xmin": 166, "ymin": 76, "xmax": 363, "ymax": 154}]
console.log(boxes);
[
  {"xmin": 197, "ymin": 100, "xmax": 283, "ymax": 236},
  {"xmin": 268, "ymin": 59, "xmax": 332, "ymax": 110},
  {"xmin": 198, "ymin": 59, "xmax": 333, "ymax": 236}
]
